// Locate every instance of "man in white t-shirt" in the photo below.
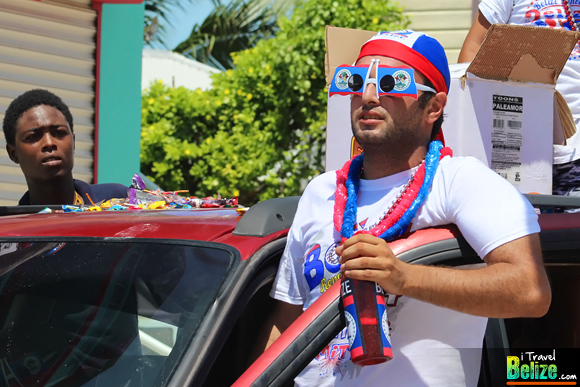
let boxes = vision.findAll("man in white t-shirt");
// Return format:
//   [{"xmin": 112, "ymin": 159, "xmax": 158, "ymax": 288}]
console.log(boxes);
[
  {"xmin": 459, "ymin": 0, "xmax": 580, "ymax": 196},
  {"xmin": 257, "ymin": 30, "xmax": 551, "ymax": 386}
]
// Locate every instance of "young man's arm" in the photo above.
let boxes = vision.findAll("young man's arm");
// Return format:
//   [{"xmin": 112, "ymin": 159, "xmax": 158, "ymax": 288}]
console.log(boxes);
[
  {"xmin": 336, "ymin": 232, "xmax": 551, "ymax": 318},
  {"xmin": 249, "ymin": 300, "xmax": 303, "ymax": 363},
  {"xmin": 458, "ymin": 10, "xmax": 492, "ymax": 63}
]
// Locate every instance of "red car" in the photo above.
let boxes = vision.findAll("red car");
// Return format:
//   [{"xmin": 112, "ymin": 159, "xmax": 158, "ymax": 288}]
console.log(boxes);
[{"xmin": 0, "ymin": 195, "xmax": 578, "ymax": 386}]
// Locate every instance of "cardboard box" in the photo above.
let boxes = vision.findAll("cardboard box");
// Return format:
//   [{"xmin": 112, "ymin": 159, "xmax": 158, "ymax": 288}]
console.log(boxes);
[
  {"xmin": 324, "ymin": 25, "xmax": 579, "ymax": 194},
  {"xmin": 444, "ymin": 24, "xmax": 579, "ymax": 194}
]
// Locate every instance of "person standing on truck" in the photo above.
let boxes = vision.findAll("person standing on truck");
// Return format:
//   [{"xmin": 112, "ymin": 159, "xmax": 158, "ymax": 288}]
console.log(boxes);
[{"xmin": 458, "ymin": 0, "xmax": 580, "ymax": 197}]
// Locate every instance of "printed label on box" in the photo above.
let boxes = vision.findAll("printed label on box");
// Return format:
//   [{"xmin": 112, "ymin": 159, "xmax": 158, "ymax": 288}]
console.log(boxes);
[{"xmin": 491, "ymin": 95, "xmax": 524, "ymax": 185}]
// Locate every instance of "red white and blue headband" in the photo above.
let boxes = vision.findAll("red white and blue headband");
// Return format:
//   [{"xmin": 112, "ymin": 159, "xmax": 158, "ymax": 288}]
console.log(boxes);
[{"xmin": 356, "ymin": 30, "xmax": 451, "ymax": 94}]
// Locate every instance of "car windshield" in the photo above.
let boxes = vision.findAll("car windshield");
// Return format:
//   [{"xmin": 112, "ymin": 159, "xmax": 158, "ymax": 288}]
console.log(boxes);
[{"xmin": 0, "ymin": 239, "xmax": 236, "ymax": 386}]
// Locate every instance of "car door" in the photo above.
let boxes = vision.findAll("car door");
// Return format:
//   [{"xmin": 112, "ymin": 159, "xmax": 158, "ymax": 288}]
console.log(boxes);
[
  {"xmin": 232, "ymin": 226, "xmax": 481, "ymax": 387},
  {"xmin": 233, "ymin": 219, "xmax": 580, "ymax": 387}
]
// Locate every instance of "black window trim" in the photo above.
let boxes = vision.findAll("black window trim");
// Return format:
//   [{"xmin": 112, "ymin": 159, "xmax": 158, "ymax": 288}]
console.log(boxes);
[{"xmin": 169, "ymin": 237, "xmax": 288, "ymax": 387}]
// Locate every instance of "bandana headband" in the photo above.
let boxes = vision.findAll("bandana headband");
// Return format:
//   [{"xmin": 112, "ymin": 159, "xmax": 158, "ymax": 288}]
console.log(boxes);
[{"xmin": 356, "ymin": 30, "xmax": 450, "ymax": 94}]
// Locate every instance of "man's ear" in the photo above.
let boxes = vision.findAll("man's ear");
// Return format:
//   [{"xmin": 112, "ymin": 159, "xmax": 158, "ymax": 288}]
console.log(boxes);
[
  {"xmin": 6, "ymin": 143, "xmax": 19, "ymax": 164},
  {"xmin": 426, "ymin": 92, "xmax": 447, "ymax": 125}
]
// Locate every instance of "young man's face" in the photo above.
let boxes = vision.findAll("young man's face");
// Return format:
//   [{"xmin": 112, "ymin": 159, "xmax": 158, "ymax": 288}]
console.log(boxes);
[
  {"xmin": 6, "ymin": 105, "xmax": 75, "ymax": 183},
  {"xmin": 350, "ymin": 55, "xmax": 429, "ymax": 152}
]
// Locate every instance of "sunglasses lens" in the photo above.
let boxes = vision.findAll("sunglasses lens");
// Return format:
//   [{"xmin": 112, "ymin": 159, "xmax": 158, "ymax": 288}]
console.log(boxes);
[
  {"xmin": 348, "ymin": 74, "xmax": 364, "ymax": 92},
  {"xmin": 379, "ymin": 75, "xmax": 395, "ymax": 93}
]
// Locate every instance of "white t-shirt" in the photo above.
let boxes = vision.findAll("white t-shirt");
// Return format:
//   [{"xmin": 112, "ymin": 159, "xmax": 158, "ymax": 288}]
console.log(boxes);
[
  {"xmin": 271, "ymin": 156, "xmax": 540, "ymax": 387},
  {"xmin": 479, "ymin": 0, "xmax": 580, "ymax": 163}
]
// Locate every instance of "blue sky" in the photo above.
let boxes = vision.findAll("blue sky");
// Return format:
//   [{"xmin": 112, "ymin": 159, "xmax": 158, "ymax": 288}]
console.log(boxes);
[{"xmin": 153, "ymin": 0, "xmax": 215, "ymax": 49}]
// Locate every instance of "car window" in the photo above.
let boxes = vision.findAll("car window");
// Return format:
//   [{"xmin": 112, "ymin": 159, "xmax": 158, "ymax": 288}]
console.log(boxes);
[
  {"xmin": 504, "ymin": 262, "xmax": 580, "ymax": 348},
  {"xmin": 500, "ymin": 229, "xmax": 580, "ymax": 349},
  {"xmin": 0, "ymin": 240, "xmax": 236, "ymax": 387},
  {"xmin": 199, "ymin": 241, "xmax": 286, "ymax": 387}
]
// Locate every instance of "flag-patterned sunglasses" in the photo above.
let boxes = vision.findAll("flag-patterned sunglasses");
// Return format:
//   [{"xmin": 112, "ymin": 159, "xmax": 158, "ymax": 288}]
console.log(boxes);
[{"xmin": 329, "ymin": 59, "xmax": 436, "ymax": 99}]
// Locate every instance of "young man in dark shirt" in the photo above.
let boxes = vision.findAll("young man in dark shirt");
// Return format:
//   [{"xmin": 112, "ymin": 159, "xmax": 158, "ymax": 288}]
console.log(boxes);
[{"xmin": 3, "ymin": 89, "xmax": 127, "ymax": 206}]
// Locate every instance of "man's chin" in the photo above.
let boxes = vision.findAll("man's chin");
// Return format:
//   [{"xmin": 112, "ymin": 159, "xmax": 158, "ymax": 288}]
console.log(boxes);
[
  {"xmin": 353, "ymin": 131, "xmax": 386, "ymax": 147},
  {"xmin": 33, "ymin": 169, "xmax": 72, "ymax": 182}
]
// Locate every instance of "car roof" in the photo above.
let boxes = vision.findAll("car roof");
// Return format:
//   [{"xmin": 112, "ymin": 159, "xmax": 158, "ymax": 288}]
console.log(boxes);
[
  {"xmin": 0, "ymin": 208, "xmax": 240, "ymax": 239},
  {"xmin": 0, "ymin": 197, "xmax": 302, "ymax": 261}
]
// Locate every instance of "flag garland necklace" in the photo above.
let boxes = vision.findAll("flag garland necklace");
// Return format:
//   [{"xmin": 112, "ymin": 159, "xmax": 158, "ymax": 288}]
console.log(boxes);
[{"xmin": 333, "ymin": 140, "xmax": 452, "ymax": 243}]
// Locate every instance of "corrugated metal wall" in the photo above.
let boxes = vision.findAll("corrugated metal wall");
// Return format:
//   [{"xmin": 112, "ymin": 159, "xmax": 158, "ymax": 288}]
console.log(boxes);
[{"xmin": 0, "ymin": 0, "xmax": 96, "ymax": 206}]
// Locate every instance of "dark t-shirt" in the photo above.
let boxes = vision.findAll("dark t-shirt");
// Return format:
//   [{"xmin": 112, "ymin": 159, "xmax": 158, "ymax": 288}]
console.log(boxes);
[{"xmin": 18, "ymin": 179, "xmax": 128, "ymax": 206}]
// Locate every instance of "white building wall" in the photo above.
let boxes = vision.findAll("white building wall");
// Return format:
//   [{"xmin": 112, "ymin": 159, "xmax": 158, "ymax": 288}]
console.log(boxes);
[{"xmin": 142, "ymin": 49, "xmax": 219, "ymax": 91}]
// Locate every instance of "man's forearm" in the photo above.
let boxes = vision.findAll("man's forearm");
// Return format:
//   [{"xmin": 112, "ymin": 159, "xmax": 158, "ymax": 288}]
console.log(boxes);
[
  {"xmin": 338, "ymin": 233, "xmax": 551, "ymax": 319},
  {"xmin": 458, "ymin": 10, "xmax": 492, "ymax": 63},
  {"xmin": 400, "ymin": 259, "xmax": 551, "ymax": 318}
]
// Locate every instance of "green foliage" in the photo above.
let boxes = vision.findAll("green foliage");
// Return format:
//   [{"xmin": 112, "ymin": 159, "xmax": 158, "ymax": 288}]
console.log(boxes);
[{"xmin": 141, "ymin": 0, "xmax": 408, "ymax": 205}]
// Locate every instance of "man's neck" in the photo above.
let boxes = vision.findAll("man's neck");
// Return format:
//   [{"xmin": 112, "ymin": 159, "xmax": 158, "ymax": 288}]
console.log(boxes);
[
  {"xmin": 26, "ymin": 176, "xmax": 76, "ymax": 205},
  {"xmin": 361, "ymin": 147, "xmax": 428, "ymax": 180}
]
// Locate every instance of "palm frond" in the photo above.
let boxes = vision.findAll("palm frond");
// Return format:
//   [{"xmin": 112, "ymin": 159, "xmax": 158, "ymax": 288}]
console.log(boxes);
[
  {"xmin": 144, "ymin": 0, "xmax": 196, "ymax": 47},
  {"xmin": 174, "ymin": 0, "xmax": 289, "ymax": 69}
]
